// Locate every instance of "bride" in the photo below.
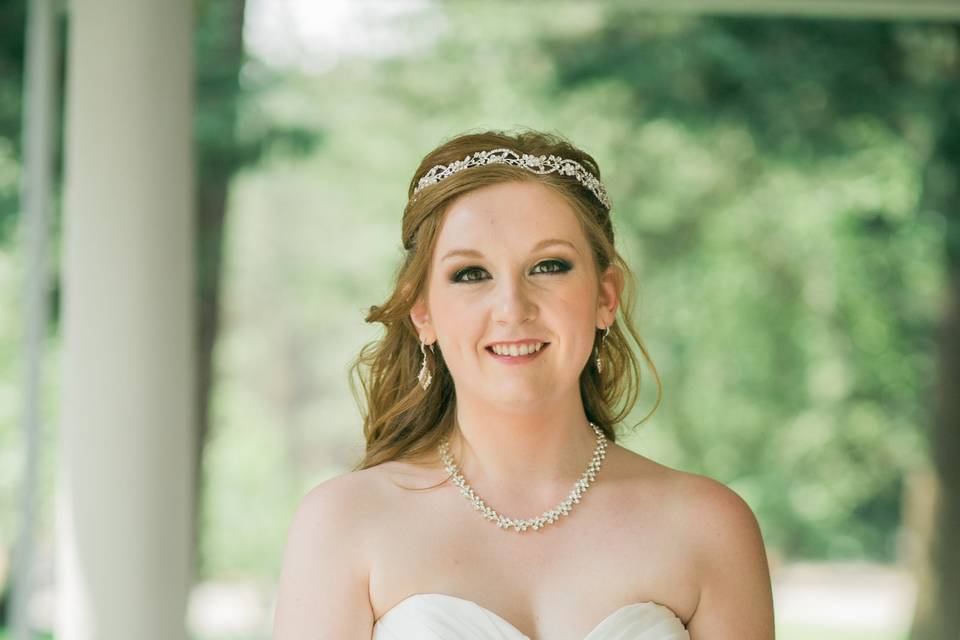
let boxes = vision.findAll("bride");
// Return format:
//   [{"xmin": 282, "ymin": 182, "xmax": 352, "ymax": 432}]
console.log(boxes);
[{"xmin": 272, "ymin": 129, "xmax": 776, "ymax": 639}]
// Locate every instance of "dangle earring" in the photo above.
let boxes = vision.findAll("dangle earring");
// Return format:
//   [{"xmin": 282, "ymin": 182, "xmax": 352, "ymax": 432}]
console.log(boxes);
[
  {"xmin": 595, "ymin": 325, "xmax": 611, "ymax": 373},
  {"xmin": 418, "ymin": 338, "xmax": 434, "ymax": 390}
]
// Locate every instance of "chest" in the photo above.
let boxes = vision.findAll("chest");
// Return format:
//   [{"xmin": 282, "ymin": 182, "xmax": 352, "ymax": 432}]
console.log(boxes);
[{"xmin": 366, "ymin": 470, "xmax": 699, "ymax": 638}]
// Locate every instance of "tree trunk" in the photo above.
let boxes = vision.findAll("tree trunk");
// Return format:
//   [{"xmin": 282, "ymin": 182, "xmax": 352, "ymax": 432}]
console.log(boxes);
[
  {"xmin": 908, "ymin": 29, "xmax": 960, "ymax": 637},
  {"xmin": 909, "ymin": 265, "xmax": 960, "ymax": 640},
  {"xmin": 190, "ymin": 0, "xmax": 246, "ymax": 577}
]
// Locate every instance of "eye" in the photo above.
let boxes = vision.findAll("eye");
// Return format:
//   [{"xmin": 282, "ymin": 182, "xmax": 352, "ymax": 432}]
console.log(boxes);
[
  {"xmin": 451, "ymin": 259, "xmax": 572, "ymax": 284},
  {"xmin": 532, "ymin": 259, "xmax": 570, "ymax": 275}
]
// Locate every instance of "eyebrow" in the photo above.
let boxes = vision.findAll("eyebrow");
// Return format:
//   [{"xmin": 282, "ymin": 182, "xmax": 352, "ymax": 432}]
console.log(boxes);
[{"xmin": 441, "ymin": 238, "xmax": 580, "ymax": 261}]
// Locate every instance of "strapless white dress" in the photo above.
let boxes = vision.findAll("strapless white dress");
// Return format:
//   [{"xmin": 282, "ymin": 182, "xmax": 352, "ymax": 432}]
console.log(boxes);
[{"xmin": 372, "ymin": 592, "xmax": 690, "ymax": 639}]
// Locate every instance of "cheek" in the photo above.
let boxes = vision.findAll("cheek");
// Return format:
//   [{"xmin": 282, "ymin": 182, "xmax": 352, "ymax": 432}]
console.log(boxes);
[
  {"xmin": 429, "ymin": 292, "xmax": 484, "ymax": 349},
  {"xmin": 555, "ymin": 286, "xmax": 597, "ymax": 323}
]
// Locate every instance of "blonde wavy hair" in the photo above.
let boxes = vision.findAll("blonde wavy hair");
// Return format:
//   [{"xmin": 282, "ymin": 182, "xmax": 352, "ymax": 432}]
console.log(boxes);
[{"xmin": 347, "ymin": 128, "xmax": 661, "ymax": 474}]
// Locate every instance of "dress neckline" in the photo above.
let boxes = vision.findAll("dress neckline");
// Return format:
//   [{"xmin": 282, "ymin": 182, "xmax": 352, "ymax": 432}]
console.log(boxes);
[{"xmin": 374, "ymin": 591, "xmax": 687, "ymax": 639}]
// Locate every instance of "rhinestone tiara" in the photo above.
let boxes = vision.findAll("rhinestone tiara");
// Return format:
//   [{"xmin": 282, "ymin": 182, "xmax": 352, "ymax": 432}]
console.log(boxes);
[{"xmin": 412, "ymin": 147, "xmax": 612, "ymax": 210}]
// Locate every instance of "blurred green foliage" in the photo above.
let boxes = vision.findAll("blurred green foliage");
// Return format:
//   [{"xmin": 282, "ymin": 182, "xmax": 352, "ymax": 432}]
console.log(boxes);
[
  {"xmin": 0, "ymin": 0, "xmax": 28, "ymax": 246},
  {"xmin": 0, "ymin": 1, "xmax": 952, "ymax": 587}
]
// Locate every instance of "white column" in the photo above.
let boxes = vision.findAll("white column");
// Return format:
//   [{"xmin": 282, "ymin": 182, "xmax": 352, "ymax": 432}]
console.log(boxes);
[{"xmin": 58, "ymin": 1, "xmax": 195, "ymax": 638}]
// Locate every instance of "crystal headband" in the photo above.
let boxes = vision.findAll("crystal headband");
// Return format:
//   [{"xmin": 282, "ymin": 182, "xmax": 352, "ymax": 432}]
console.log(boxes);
[{"xmin": 412, "ymin": 147, "xmax": 612, "ymax": 210}]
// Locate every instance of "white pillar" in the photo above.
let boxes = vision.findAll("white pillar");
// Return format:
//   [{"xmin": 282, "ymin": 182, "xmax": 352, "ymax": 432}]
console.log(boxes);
[{"xmin": 58, "ymin": 0, "xmax": 195, "ymax": 638}]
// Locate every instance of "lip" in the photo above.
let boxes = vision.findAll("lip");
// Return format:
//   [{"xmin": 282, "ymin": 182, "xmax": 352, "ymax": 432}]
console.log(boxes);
[
  {"xmin": 485, "ymin": 342, "xmax": 550, "ymax": 364},
  {"xmin": 485, "ymin": 339, "xmax": 550, "ymax": 348}
]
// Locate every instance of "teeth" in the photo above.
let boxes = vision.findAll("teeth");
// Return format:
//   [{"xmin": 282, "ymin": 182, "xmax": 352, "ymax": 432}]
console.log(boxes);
[{"xmin": 490, "ymin": 342, "xmax": 544, "ymax": 356}]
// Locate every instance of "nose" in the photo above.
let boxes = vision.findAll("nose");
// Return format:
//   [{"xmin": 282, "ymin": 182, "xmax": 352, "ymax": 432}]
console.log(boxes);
[{"xmin": 491, "ymin": 277, "xmax": 538, "ymax": 325}]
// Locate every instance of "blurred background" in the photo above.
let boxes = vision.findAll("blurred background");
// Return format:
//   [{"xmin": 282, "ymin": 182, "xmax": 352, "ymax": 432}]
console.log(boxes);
[{"xmin": 0, "ymin": 0, "xmax": 958, "ymax": 639}]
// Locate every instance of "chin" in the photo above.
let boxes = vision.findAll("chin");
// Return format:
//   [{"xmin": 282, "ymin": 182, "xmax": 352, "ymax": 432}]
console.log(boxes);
[{"xmin": 488, "ymin": 388, "xmax": 556, "ymax": 408}]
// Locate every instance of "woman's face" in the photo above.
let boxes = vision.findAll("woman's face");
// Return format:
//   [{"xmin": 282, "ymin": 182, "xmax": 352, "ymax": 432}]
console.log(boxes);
[{"xmin": 411, "ymin": 180, "xmax": 620, "ymax": 410}]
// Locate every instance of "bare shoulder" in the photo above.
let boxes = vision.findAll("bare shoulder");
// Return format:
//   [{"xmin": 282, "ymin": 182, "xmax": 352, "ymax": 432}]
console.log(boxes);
[
  {"xmin": 605, "ymin": 441, "xmax": 692, "ymax": 497},
  {"xmin": 676, "ymin": 471, "xmax": 777, "ymax": 639},
  {"xmin": 286, "ymin": 468, "xmax": 386, "ymax": 537},
  {"xmin": 271, "ymin": 469, "xmax": 383, "ymax": 639}
]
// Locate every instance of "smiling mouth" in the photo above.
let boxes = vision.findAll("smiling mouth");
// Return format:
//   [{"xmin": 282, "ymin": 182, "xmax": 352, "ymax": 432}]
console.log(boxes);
[{"xmin": 485, "ymin": 343, "xmax": 551, "ymax": 359}]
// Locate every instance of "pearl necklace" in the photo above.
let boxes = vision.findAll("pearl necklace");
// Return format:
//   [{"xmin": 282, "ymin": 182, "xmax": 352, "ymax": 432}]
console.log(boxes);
[{"xmin": 437, "ymin": 422, "xmax": 608, "ymax": 533}]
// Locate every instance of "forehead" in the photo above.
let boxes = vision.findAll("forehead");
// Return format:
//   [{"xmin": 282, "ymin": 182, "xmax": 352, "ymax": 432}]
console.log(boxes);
[{"xmin": 433, "ymin": 181, "xmax": 584, "ymax": 254}]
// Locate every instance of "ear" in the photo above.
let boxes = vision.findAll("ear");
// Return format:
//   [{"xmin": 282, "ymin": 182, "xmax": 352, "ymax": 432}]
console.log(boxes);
[
  {"xmin": 409, "ymin": 296, "xmax": 436, "ymax": 344},
  {"xmin": 597, "ymin": 264, "xmax": 623, "ymax": 330}
]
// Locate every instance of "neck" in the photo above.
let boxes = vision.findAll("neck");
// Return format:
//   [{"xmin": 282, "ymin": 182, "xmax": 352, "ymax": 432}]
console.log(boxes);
[{"xmin": 441, "ymin": 394, "xmax": 602, "ymax": 513}]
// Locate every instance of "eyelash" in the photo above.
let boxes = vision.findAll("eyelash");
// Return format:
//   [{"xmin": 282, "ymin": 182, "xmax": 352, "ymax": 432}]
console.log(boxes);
[{"xmin": 451, "ymin": 259, "xmax": 572, "ymax": 283}]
